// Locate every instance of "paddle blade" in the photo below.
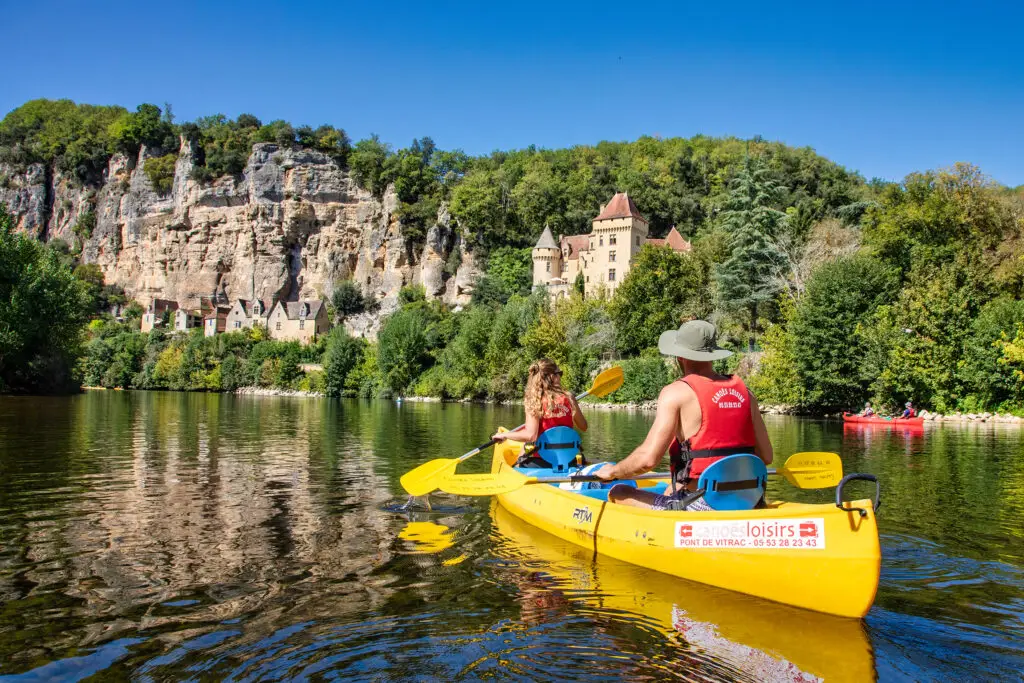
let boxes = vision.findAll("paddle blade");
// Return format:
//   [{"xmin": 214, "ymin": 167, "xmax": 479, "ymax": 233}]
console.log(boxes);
[
  {"xmin": 587, "ymin": 366, "xmax": 624, "ymax": 398},
  {"xmin": 437, "ymin": 470, "xmax": 528, "ymax": 496},
  {"xmin": 779, "ymin": 451, "xmax": 844, "ymax": 489},
  {"xmin": 400, "ymin": 458, "xmax": 458, "ymax": 496}
]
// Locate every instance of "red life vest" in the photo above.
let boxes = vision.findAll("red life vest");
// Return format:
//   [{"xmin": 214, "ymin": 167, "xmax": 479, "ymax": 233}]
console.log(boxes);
[
  {"xmin": 539, "ymin": 393, "xmax": 574, "ymax": 433},
  {"xmin": 669, "ymin": 374, "xmax": 757, "ymax": 482}
]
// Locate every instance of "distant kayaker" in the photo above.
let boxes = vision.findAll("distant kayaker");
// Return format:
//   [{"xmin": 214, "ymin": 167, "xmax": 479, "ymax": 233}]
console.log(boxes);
[
  {"xmin": 861, "ymin": 402, "xmax": 875, "ymax": 417},
  {"xmin": 900, "ymin": 401, "xmax": 915, "ymax": 419},
  {"xmin": 593, "ymin": 320, "xmax": 773, "ymax": 511},
  {"xmin": 492, "ymin": 358, "xmax": 588, "ymax": 466}
]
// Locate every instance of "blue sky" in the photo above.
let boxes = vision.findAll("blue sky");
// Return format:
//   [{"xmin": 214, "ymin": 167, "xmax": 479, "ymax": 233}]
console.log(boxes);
[{"xmin": 3, "ymin": 1, "xmax": 1022, "ymax": 185}]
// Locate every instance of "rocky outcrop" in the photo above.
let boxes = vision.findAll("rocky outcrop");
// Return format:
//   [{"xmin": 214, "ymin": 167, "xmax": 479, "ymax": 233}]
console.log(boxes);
[{"xmin": 0, "ymin": 139, "xmax": 481, "ymax": 337}]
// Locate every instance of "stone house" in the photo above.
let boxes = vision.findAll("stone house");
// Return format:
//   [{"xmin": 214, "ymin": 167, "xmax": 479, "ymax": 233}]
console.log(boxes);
[
  {"xmin": 225, "ymin": 299, "xmax": 270, "ymax": 332},
  {"xmin": 203, "ymin": 306, "xmax": 231, "ymax": 337},
  {"xmin": 173, "ymin": 309, "xmax": 204, "ymax": 332},
  {"xmin": 267, "ymin": 300, "xmax": 329, "ymax": 344},
  {"xmin": 140, "ymin": 299, "xmax": 178, "ymax": 332},
  {"xmin": 532, "ymin": 192, "xmax": 691, "ymax": 298}
]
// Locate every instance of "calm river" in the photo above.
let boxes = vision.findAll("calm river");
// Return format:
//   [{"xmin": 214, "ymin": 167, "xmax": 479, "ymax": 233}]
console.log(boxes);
[{"xmin": 0, "ymin": 392, "xmax": 1021, "ymax": 681}]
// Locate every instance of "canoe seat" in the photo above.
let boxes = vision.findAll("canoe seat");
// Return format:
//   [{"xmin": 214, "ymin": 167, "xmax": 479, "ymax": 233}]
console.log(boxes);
[
  {"xmin": 696, "ymin": 454, "xmax": 767, "ymax": 511},
  {"xmin": 534, "ymin": 426, "xmax": 584, "ymax": 473}
]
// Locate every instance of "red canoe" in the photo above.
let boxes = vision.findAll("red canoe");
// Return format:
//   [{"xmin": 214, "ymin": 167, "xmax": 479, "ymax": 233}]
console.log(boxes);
[{"xmin": 842, "ymin": 413, "xmax": 924, "ymax": 426}]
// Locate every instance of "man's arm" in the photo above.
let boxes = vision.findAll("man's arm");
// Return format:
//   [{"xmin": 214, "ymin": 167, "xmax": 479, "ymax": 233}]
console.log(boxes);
[
  {"xmin": 748, "ymin": 392, "xmax": 773, "ymax": 466},
  {"xmin": 601, "ymin": 385, "xmax": 681, "ymax": 479}
]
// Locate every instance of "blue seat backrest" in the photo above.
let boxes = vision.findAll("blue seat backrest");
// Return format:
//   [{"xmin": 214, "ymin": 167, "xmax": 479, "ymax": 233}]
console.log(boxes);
[
  {"xmin": 534, "ymin": 426, "xmax": 583, "ymax": 473},
  {"xmin": 696, "ymin": 454, "xmax": 767, "ymax": 511}
]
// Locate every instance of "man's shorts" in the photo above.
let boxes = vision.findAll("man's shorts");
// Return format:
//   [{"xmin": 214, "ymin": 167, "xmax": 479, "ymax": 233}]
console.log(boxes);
[{"xmin": 649, "ymin": 491, "xmax": 714, "ymax": 512}]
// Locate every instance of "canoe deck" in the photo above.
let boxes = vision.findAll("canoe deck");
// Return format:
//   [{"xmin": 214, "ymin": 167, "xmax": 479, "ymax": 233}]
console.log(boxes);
[{"xmin": 490, "ymin": 442, "xmax": 880, "ymax": 619}]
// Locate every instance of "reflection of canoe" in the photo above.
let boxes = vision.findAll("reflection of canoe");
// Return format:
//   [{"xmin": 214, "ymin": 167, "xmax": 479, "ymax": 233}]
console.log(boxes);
[
  {"xmin": 491, "ymin": 441, "xmax": 881, "ymax": 618},
  {"xmin": 843, "ymin": 413, "xmax": 924, "ymax": 426},
  {"xmin": 491, "ymin": 501, "xmax": 876, "ymax": 682}
]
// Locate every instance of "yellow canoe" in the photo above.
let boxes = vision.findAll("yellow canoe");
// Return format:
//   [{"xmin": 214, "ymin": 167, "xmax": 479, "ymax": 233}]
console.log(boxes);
[
  {"xmin": 491, "ymin": 440, "xmax": 881, "ymax": 619},
  {"xmin": 491, "ymin": 501, "xmax": 877, "ymax": 682}
]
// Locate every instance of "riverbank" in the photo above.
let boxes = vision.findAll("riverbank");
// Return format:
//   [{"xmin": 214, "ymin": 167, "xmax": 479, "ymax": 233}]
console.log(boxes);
[{"xmin": 80, "ymin": 386, "xmax": 1024, "ymax": 424}]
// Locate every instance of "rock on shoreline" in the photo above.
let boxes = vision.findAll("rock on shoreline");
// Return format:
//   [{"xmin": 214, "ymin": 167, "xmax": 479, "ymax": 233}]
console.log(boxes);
[{"xmin": 235, "ymin": 386, "xmax": 323, "ymax": 398}]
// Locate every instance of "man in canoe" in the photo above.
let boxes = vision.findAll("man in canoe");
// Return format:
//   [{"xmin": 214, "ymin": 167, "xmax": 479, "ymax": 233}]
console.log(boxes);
[
  {"xmin": 899, "ymin": 401, "xmax": 915, "ymax": 419},
  {"xmin": 861, "ymin": 402, "xmax": 875, "ymax": 417},
  {"xmin": 593, "ymin": 320, "xmax": 774, "ymax": 511}
]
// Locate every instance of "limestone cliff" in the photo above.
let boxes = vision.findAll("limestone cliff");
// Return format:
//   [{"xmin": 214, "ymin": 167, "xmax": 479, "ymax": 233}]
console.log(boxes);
[{"xmin": 0, "ymin": 138, "xmax": 481, "ymax": 336}]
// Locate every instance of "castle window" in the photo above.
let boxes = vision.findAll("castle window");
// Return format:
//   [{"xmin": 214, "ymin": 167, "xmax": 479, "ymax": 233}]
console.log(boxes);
[
  {"xmin": 300, "ymin": 320, "xmax": 305, "ymax": 330},
  {"xmin": 609, "ymin": 251, "xmax": 616, "ymax": 263},
  {"xmin": 546, "ymin": 262, "xmax": 551, "ymax": 272},
  {"xmin": 608, "ymin": 269, "xmax": 616, "ymax": 282},
  {"xmin": 234, "ymin": 321, "xmax": 241, "ymax": 329},
  {"xmin": 586, "ymin": 276, "xmax": 590, "ymax": 283},
  {"xmin": 599, "ymin": 236, "xmax": 603, "ymax": 247},
  {"xmin": 276, "ymin": 322, "xmax": 282, "ymax": 331},
  {"xmin": 609, "ymin": 235, "xmax": 617, "ymax": 245},
  {"xmin": 636, "ymin": 236, "xmax": 640, "ymax": 246}
]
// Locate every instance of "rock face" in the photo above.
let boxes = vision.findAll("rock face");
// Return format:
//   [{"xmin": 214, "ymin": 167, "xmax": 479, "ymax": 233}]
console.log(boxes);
[{"xmin": 0, "ymin": 139, "xmax": 480, "ymax": 337}]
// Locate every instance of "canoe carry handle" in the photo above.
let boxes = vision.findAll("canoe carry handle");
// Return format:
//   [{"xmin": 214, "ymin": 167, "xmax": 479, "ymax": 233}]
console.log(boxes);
[{"xmin": 835, "ymin": 473, "xmax": 881, "ymax": 518}]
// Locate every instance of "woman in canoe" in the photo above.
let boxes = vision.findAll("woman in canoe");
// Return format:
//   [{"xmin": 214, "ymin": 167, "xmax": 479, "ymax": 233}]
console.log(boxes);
[{"xmin": 492, "ymin": 358, "xmax": 588, "ymax": 466}]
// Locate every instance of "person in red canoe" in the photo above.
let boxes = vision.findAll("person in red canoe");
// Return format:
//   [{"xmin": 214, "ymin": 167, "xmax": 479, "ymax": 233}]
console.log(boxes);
[
  {"xmin": 593, "ymin": 320, "xmax": 773, "ymax": 511},
  {"xmin": 900, "ymin": 401, "xmax": 916, "ymax": 419},
  {"xmin": 492, "ymin": 358, "xmax": 588, "ymax": 466},
  {"xmin": 861, "ymin": 402, "xmax": 876, "ymax": 417}
]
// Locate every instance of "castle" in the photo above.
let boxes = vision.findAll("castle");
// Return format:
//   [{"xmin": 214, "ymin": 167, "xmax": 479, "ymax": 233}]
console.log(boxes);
[{"xmin": 531, "ymin": 192, "xmax": 691, "ymax": 297}]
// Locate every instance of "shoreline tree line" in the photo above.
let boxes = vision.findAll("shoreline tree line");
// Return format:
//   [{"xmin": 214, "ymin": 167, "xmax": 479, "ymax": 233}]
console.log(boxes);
[{"xmin": 1, "ymin": 99, "xmax": 1022, "ymax": 413}]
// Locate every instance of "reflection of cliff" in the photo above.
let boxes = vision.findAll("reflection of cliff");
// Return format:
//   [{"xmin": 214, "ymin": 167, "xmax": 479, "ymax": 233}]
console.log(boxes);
[
  {"xmin": 16, "ymin": 394, "xmax": 402, "ymax": 648},
  {"xmin": 0, "ymin": 141, "xmax": 482, "ymax": 328}
]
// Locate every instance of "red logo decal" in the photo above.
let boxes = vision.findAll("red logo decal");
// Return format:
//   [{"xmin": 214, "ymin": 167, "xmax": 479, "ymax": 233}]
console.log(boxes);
[
  {"xmin": 799, "ymin": 522, "xmax": 817, "ymax": 537},
  {"xmin": 679, "ymin": 524, "xmax": 692, "ymax": 538}
]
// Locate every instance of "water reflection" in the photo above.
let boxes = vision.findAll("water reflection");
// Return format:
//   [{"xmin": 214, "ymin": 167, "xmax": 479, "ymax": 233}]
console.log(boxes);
[{"xmin": 0, "ymin": 394, "xmax": 1021, "ymax": 680}]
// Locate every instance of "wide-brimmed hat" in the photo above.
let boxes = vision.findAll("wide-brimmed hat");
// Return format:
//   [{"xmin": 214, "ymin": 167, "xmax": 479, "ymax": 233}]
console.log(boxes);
[{"xmin": 658, "ymin": 320, "xmax": 733, "ymax": 361}]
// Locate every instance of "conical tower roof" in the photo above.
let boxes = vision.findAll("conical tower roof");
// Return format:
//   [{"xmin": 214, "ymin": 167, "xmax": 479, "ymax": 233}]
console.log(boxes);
[
  {"xmin": 534, "ymin": 225, "xmax": 558, "ymax": 249},
  {"xmin": 595, "ymin": 192, "xmax": 646, "ymax": 222}
]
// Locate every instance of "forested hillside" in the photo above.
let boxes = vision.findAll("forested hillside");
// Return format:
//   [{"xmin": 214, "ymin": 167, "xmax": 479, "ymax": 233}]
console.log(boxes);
[{"xmin": 2, "ymin": 99, "xmax": 1022, "ymax": 413}]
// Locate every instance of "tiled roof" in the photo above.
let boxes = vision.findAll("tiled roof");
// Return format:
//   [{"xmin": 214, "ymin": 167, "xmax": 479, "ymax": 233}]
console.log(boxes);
[
  {"xmin": 235, "ymin": 299, "xmax": 269, "ymax": 317},
  {"xmin": 646, "ymin": 227, "xmax": 691, "ymax": 253},
  {"xmin": 595, "ymin": 192, "xmax": 646, "ymax": 222},
  {"xmin": 281, "ymin": 300, "xmax": 325, "ymax": 320},
  {"xmin": 534, "ymin": 226, "xmax": 558, "ymax": 249},
  {"xmin": 560, "ymin": 234, "xmax": 591, "ymax": 260}
]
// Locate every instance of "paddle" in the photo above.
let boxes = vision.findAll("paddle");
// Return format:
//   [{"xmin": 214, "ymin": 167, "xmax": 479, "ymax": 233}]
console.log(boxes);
[
  {"xmin": 437, "ymin": 451, "xmax": 844, "ymax": 497},
  {"xmin": 399, "ymin": 366, "xmax": 625, "ymax": 496}
]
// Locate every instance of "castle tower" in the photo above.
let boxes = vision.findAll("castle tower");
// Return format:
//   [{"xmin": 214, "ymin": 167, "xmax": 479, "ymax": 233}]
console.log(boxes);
[
  {"xmin": 531, "ymin": 225, "xmax": 561, "ymax": 288},
  {"xmin": 586, "ymin": 192, "xmax": 648, "ymax": 296}
]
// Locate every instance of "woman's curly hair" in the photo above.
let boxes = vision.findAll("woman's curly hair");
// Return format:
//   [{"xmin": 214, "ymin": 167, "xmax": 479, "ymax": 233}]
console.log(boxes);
[{"xmin": 523, "ymin": 358, "xmax": 567, "ymax": 418}]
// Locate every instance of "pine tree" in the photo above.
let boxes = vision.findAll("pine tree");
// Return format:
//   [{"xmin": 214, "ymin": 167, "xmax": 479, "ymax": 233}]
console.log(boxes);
[{"xmin": 715, "ymin": 156, "xmax": 788, "ymax": 351}]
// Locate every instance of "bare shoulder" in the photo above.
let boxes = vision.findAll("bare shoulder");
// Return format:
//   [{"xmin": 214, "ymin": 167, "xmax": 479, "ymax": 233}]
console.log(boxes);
[{"xmin": 659, "ymin": 380, "xmax": 694, "ymax": 407}]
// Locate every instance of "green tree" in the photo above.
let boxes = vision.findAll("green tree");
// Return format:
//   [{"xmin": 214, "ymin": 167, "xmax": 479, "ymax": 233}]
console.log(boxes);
[
  {"xmin": 870, "ymin": 257, "xmax": 993, "ymax": 412},
  {"xmin": 790, "ymin": 255, "xmax": 896, "ymax": 411},
  {"xmin": 377, "ymin": 308, "xmax": 430, "ymax": 395},
  {"xmin": 748, "ymin": 296, "xmax": 805, "ymax": 406},
  {"xmin": 486, "ymin": 246, "xmax": 533, "ymax": 297},
  {"xmin": 610, "ymin": 244, "xmax": 710, "ymax": 355},
  {"xmin": 0, "ymin": 204, "xmax": 91, "ymax": 392},
  {"xmin": 323, "ymin": 327, "xmax": 364, "ymax": 397},
  {"xmin": 144, "ymin": 153, "xmax": 177, "ymax": 194},
  {"xmin": 714, "ymin": 156, "xmax": 788, "ymax": 350},
  {"xmin": 349, "ymin": 135, "xmax": 392, "ymax": 196},
  {"xmin": 331, "ymin": 281, "xmax": 366, "ymax": 320},
  {"xmin": 108, "ymin": 103, "xmax": 177, "ymax": 156},
  {"xmin": 959, "ymin": 297, "xmax": 1024, "ymax": 410}
]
